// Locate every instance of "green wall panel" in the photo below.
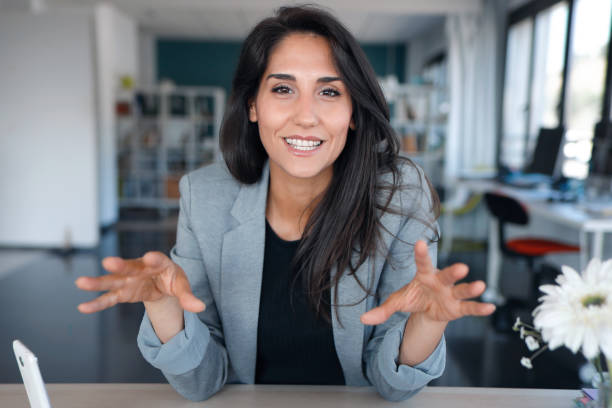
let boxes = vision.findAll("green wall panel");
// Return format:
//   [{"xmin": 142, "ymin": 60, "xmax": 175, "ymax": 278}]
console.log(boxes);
[{"xmin": 157, "ymin": 39, "xmax": 406, "ymax": 94}]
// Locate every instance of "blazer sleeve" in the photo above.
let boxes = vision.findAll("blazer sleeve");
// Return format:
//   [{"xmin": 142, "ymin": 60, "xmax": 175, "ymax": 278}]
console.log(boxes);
[
  {"xmin": 136, "ymin": 174, "xmax": 229, "ymax": 401},
  {"xmin": 363, "ymin": 170, "xmax": 446, "ymax": 402}
]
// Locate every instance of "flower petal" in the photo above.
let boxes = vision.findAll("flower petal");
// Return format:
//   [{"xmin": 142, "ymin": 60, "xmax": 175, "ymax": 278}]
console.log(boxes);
[
  {"xmin": 525, "ymin": 336, "xmax": 540, "ymax": 351},
  {"xmin": 581, "ymin": 328, "xmax": 600, "ymax": 359},
  {"xmin": 564, "ymin": 326, "xmax": 585, "ymax": 354},
  {"xmin": 599, "ymin": 327, "xmax": 612, "ymax": 360},
  {"xmin": 599, "ymin": 260, "xmax": 612, "ymax": 282},
  {"xmin": 561, "ymin": 265, "xmax": 582, "ymax": 285},
  {"xmin": 520, "ymin": 357, "xmax": 533, "ymax": 369},
  {"xmin": 534, "ymin": 310, "xmax": 574, "ymax": 329},
  {"xmin": 583, "ymin": 258, "xmax": 601, "ymax": 284},
  {"xmin": 547, "ymin": 335, "xmax": 565, "ymax": 350},
  {"xmin": 538, "ymin": 285, "xmax": 561, "ymax": 296}
]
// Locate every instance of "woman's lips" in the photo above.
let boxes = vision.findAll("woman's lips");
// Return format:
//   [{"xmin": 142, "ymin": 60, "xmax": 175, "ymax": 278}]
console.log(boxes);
[{"xmin": 283, "ymin": 136, "xmax": 324, "ymax": 155}]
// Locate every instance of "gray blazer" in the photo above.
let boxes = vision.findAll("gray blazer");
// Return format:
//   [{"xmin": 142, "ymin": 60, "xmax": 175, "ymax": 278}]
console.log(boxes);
[{"xmin": 137, "ymin": 161, "xmax": 445, "ymax": 402}]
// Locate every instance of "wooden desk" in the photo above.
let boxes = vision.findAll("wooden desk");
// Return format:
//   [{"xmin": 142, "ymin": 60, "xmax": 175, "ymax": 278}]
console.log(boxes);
[{"xmin": 0, "ymin": 383, "xmax": 580, "ymax": 408}]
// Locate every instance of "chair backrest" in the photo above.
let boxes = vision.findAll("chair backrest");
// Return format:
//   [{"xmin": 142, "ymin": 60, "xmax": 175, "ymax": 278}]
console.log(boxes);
[{"xmin": 483, "ymin": 192, "xmax": 529, "ymax": 225}]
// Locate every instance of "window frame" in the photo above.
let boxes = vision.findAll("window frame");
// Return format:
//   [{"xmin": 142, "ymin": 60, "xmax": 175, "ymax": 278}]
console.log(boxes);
[{"xmin": 499, "ymin": 0, "xmax": 612, "ymax": 178}]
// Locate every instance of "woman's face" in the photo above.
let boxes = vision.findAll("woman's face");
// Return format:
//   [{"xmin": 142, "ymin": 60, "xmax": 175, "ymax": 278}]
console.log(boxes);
[{"xmin": 249, "ymin": 32, "xmax": 354, "ymax": 181}]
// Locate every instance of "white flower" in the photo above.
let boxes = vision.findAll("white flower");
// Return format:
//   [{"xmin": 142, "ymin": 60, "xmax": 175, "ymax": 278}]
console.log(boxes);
[
  {"xmin": 513, "ymin": 317, "xmax": 521, "ymax": 331},
  {"xmin": 525, "ymin": 336, "xmax": 540, "ymax": 351},
  {"xmin": 532, "ymin": 259, "xmax": 612, "ymax": 360},
  {"xmin": 520, "ymin": 327, "xmax": 525, "ymax": 339},
  {"xmin": 520, "ymin": 357, "xmax": 533, "ymax": 369}
]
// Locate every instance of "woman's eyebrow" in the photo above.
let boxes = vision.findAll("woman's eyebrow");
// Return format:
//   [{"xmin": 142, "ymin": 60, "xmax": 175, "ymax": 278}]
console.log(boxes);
[
  {"xmin": 266, "ymin": 73, "xmax": 342, "ymax": 83},
  {"xmin": 318, "ymin": 76, "xmax": 342, "ymax": 83}
]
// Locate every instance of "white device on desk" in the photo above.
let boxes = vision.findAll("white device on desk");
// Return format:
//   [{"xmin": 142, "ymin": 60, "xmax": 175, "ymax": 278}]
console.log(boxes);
[{"xmin": 13, "ymin": 340, "xmax": 52, "ymax": 408}]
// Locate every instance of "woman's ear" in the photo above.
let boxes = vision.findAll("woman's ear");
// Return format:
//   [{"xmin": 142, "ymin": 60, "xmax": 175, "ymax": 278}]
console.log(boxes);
[
  {"xmin": 249, "ymin": 102, "xmax": 258, "ymax": 123},
  {"xmin": 349, "ymin": 119, "xmax": 355, "ymax": 131}
]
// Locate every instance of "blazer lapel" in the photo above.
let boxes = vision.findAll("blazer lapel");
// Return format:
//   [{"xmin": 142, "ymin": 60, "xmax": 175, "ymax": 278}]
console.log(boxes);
[
  {"xmin": 332, "ymin": 256, "xmax": 370, "ymax": 385},
  {"xmin": 220, "ymin": 163, "xmax": 269, "ymax": 384}
]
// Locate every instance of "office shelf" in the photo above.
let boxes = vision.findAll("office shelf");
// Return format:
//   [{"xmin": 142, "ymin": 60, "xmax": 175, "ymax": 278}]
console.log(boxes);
[
  {"xmin": 116, "ymin": 86, "xmax": 226, "ymax": 213},
  {"xmin": 381, "ymin": 79, "xmax": 448, "ymax": 187}
]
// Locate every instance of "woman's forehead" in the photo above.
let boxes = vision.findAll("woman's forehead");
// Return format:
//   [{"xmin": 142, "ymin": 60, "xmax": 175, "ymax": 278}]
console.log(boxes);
[{"xmin": 264, "ymin": 33, "xmax": 339, "ymax": 78}]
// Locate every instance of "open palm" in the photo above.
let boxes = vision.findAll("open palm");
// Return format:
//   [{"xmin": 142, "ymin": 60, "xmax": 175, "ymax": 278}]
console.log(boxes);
[
  {"xmin": 361, "ymin": 240, "xmax": 496, "ymax": 325},
  {"xmin": 75, "ymin": 251, "xmax": 205, "ymax": 314}
]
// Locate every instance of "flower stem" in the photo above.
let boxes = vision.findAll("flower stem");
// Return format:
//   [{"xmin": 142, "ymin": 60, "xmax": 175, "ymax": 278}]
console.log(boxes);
[
  {"xmin": 594, "ymin": 355, "xmax": 605, "ymax": 385},
  {"xmin": 530, "ymin": 344, "xmax": 549, "ymax": 361},
  {"xmin": 523, "ymin": 330, "xmax": 543, "ymax": 340},
  {"xmin": 519, "ymin": 322, "xmax": 537, "ymax": 330}
]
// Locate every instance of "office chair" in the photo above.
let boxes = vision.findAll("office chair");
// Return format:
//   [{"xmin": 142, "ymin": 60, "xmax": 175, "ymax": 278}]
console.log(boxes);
[{"xmin": 483, "ymin": 192, "xmax": 580, "ymax": 331}]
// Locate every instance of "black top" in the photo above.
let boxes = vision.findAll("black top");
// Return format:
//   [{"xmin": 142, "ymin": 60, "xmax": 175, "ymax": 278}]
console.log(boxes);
[{"xmin": 254, "ymin": 220, "xmax": 345, "ymax": 385}]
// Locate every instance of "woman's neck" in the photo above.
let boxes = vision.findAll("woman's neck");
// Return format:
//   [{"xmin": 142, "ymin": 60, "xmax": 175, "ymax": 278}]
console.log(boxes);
[{"xmin": 266, "ymin": 162, "xmax": 332, "ymax": 241}]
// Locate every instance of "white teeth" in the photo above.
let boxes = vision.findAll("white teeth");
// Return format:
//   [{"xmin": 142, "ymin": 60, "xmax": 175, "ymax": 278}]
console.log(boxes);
[
  {"xmin": 292, "ymin": 145, "xmax": 317, "ymax": 151},
  {"xmin": 284, "ymin": 138, "xmax": 322, "ymax": 148}
]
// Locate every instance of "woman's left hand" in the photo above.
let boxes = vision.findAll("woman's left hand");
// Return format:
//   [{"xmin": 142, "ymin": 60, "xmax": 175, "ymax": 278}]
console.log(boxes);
[{"xmin": 361, "ymin": 240, "xmax": 496, "ymax": 325}]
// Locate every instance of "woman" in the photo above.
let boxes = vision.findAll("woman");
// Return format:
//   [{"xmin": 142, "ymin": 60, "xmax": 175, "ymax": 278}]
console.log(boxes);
[{"xmin": 76, "ymin": 5, "xmax": 495, "ymax": 402}]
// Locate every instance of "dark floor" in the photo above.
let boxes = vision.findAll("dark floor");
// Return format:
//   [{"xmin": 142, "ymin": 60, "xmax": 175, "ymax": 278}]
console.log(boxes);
[{"xmin": 0, "ymin": 214, "xmax": 585, "ymax": 389}]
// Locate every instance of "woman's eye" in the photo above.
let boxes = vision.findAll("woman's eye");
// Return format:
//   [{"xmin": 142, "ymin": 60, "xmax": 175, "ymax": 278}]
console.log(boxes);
[
  {"xmin": 321, "ymin": 88, "xmax": 340, "ymax": 97},
  {"xmin": 272, "ymin": 85, "xmax": 292, "ymax": 94}
]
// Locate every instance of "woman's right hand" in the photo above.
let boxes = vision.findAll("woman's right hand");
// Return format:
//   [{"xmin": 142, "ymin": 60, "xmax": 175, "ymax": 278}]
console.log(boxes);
[{"xmin": 75, "ymin": 251, "xmax": 206, "ymax": 314}]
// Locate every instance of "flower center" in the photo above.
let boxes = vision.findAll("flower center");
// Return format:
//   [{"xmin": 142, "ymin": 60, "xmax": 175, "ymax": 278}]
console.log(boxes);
[{"xmin": 581, "ymin": 294, "xmax": 606, "ymax": 308}]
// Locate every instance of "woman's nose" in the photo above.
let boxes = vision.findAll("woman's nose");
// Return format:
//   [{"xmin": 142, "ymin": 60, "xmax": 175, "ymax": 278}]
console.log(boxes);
[{"xmin": 293, "ymin": 94, "xmax": 318, "ymax": 128}]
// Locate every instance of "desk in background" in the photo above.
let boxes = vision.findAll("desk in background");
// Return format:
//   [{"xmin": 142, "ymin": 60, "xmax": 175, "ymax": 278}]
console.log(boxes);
[
  {"xmin": 0, "ymin": 383, "xmax": 580, "ymax": 408},
  {"xmin": 454, "ymin": 179, "xmax": 612, "ymax": 304}
]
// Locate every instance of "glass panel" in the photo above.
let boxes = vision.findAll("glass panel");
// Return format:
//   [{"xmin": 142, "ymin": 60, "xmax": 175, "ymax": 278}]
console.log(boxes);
[
  {"xmin": 563, "ymin": 0, "xmax": 612, "ymax": 179},
  {"xmin": 501, "ymin": 19, "xmax": 534, "ymax": 171},
  {"xmin": 527, "ymin": 2, "xmax": 569, "ymax": 154}
]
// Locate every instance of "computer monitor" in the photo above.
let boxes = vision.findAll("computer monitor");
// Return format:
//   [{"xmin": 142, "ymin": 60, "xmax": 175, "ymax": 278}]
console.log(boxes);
[
  {"xmin": 590, "ymin": 121, "xmax": 612, "ymax": 176},
  {"xmin": 524, "ymin": 127, "xmax": 564, "ymax": 176}
]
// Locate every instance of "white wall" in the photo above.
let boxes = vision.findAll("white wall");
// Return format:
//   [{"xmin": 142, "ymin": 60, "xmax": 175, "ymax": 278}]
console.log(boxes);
[
  {"xmin": 0, "ymin": 8, "xmax": 99, "ymax": 248},
  {"xmin": 94, "ymin": 3, "xmax": 139, "ymax": 227},
  {"xmin": 406, "ymin": 22, "xmax": 447, "ymax": 82}
]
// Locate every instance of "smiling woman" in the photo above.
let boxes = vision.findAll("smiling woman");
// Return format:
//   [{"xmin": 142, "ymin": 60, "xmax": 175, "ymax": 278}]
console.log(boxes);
[
  {"xmin": 248, "ymin": 33, "xmax": 354, "ymax": 240},
  {"xmin": 75, "ymin": 4, "xmax": 496, "ymax": 403},
  {"xmin": 249, "ymin": 33, "xmax": 353, "ymax": 182}
]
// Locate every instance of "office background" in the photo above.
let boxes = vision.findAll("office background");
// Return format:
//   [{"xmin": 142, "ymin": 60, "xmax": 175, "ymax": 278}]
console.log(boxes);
[{"xmin": 0, "ymin": 0, "xmax": 611, "ymax": 390}]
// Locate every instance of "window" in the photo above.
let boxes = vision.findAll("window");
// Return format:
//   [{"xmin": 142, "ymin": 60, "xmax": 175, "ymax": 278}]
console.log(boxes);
[
  {"xmin": 528, "ymin": 3, "xmax": 568, "ymax": 151},
  {"xmin": 562, "ymin": 0, "xmax": 612, "ymax": 179},
  {"xmin": 501, "ymin": 19, "xmax": 534, "ymax": 171},
  {"xmin": 501, "ymin": 0, "xmax": 612, "ymax": 179}
]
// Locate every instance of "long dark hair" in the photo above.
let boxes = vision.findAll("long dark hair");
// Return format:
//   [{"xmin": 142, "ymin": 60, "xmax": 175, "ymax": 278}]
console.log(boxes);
[{"xmin": 220, "ymin": 5, "xmax": 440, "ymax": 323}]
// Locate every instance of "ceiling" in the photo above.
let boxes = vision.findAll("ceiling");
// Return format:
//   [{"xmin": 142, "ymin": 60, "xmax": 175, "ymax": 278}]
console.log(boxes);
[{"xmin": 36, "ymin": 0, "xmax": 484, "ymax": 42}]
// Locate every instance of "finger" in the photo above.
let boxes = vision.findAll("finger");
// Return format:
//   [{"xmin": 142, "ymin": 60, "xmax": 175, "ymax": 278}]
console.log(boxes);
[
  {"xmin": 75, "ymin": 274, "xmax": 124, "ymax": 292},
  {"xmin": 101, "ymin": 256, "xmax": 144, "ymax": 275},
  {"xmin": 451, "ymin": 281, "xmax": 486, "ymax": 300},
  {"xmin": 173, "ymin": 273, "xmax": 206, "ymax": 313},
  {"xmin": 360, "ymin": 294, "xmax": 401, "ymax": 326},
  {"xmin": 77, "ymin": 291, "xmax": 119, "ymax": 314},
  {"xmin": 179, "ymin": 292, "xmax": 206, "ymax": 313},
  {"xmin": 437, "ymin": 263, "xmax": 469, "ymax": 286},
  {"xmin": 142, "ymin": 251, "xmax": 170, "ymax": 269},
  {"xmin": 414, "ymin": 240, "xmax": 434, "ymax": 275},
  {"xmin": 460, "ymin": 300, "xmax": 496, "ymax": 317}
]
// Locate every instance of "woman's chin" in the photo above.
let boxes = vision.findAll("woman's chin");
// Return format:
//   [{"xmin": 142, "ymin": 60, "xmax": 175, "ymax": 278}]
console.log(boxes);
[{"xmin": 273, "ymin": 160, "xmax": 332, "ymax": 182}]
